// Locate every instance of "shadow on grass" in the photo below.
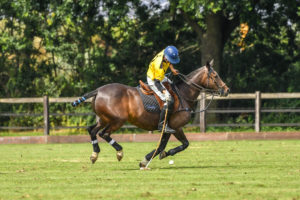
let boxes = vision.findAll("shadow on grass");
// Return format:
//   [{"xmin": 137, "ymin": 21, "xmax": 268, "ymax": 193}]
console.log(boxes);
[
  {"xmin": 120, "ymin": 165, "xmax": 235, "ymax": 171},
  {"xmin": 158, "ymin": 165, "xmax": 232, "ymax": 170}
]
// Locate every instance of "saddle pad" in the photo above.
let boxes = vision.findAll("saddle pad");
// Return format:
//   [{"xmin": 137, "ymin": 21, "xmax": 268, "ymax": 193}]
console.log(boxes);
[{"xmin": 137, "ymin": 87, "xmax": 161, "ymax": 113}]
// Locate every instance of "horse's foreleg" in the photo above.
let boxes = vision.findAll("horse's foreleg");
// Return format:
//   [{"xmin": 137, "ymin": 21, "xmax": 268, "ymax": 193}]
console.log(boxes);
[
  {"xmin": 140, "ymin": 133, "xmax": 171, "ymax": 167},
  {"xmin": 99, "ymin": 127, "xmax": 124, "ymax": 161},
  {"xmin": 160, "ymin": 128, "xmax": 189, "ymax": 159},
  {"xmin": 88, "ymin": 123, "xmax": 102, "ymax": 164}
]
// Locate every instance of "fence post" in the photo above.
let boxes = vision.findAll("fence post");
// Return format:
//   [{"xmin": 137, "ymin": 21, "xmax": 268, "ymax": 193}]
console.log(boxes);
[
  {"xmin": 200, "ymin": 92, "xmax": 206, "ymax": 133},
  {"xmin": 43, "ymin": 96, "xmax": 50, "ymax": 135},
  {"xmin": 255, "ymin": 91, "xmax": 261, "ymax": 132}
]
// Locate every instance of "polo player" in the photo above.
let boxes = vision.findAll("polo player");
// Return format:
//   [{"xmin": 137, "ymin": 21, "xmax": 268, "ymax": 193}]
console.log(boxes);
[{"xmin": 147, "ymin": 46, "xmax": 180, "ymax": 134}]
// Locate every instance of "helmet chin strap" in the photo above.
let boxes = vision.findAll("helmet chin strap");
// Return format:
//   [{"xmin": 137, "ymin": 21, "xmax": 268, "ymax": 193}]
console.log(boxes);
[{"xmin": 163, "ymin": 56, "xmax": 169, "ymax": 63}]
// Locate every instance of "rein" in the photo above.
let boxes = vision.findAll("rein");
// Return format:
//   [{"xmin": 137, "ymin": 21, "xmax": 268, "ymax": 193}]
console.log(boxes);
[
  {"xmin": 175, "ymin": 92, "xmax": 215, "ymax": 113},
  {"xmin": 174, "ymin": 72, "xmax": 221, "ymax": 113},
  {"xmin": 192, "ymin": 94, "xmax": 215, "ymax": 113},
  {"xmin": 177, "ymin": 73, "xmax": 219, "ymax": 94}
]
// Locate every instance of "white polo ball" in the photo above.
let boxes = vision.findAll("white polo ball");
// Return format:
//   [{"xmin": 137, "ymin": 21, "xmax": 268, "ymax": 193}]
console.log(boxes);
[{"xmin": 169, "ymin": 160, "xmax": 174, "ymax": 165}]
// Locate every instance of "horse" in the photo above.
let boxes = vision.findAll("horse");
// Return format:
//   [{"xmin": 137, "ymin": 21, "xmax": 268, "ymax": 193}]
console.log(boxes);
[{"xmin": 71, "ymin": 59, "xmax": 230, "ymax": 167}]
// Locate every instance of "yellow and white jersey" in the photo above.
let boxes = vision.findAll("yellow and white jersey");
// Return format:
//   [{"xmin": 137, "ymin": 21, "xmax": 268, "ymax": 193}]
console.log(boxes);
[{"xmin": 147, "ymin": 50, "xmax": 170, "ymax": 81}]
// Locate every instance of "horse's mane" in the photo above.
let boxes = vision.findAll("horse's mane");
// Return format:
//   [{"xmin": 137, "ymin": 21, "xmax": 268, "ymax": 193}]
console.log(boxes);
[
  {"xmin": 186, "ymin": 66, "xmax": 204, "ymax": 79},
  {"xmin": 174, "ymin": 66, "xmax": 205, "ymax": 86}
]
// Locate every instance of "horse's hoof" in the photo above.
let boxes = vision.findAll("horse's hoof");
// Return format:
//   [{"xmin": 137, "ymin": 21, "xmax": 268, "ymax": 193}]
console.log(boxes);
[
  {"xmin": 90, "ymin": 152, "xmax": 99, "ymax": 164},
  {"xmin": 116, "ymin": 150, "xmax": 123, "ymax": 161},
  {"xmin": 159, "ymin": 151, "xmax": 167, "ymax": 160},
  {"xmin": 139, "ymin": 157, "xmax": 149, "ymax": 168}
]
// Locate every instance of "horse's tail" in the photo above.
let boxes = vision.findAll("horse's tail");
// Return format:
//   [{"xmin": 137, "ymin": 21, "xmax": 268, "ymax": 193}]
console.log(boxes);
[{"xmin": 71, "ymin": 89, "xmax": 98, "ymax": 107}]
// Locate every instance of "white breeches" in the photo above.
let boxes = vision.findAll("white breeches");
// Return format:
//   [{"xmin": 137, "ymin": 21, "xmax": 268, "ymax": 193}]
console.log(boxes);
[{"xmin": 147, "ymin": 76, "xmax": 172, "ymax": 103}]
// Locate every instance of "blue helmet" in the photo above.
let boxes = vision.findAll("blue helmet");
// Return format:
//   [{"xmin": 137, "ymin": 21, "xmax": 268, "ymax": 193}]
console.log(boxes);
[{"xmin": 164, "ymin": 45, "xmax": 180, "ymax": 64}]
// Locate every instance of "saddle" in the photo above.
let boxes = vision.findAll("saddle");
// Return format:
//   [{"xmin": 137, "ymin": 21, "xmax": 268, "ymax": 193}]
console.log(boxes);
[{"xmin": 139, "ymin": 80, "xmax": 180, "ymax": 112}]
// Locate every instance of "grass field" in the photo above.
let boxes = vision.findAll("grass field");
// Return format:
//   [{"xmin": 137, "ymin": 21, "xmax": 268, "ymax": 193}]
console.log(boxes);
[
  {"xmin": 1, "ymin": 126, "xmax": 300, "ymax": 137},
  {"xmin": 0, "ymin": 140, "xmax": 299, "ymax": 200}
]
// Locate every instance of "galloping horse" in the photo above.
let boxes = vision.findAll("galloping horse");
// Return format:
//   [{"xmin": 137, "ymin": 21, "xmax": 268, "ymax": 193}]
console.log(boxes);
[{"xmin": 72, "ymin": 60, "xmax": 230, "ymax": 167}]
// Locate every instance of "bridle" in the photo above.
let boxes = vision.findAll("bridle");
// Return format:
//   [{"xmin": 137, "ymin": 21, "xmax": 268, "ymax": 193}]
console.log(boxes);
[
  {"xmin": 177, "ymin": 67, "xmax": 225, "ymax": 95},
  {"xmin": 206, "ymin": 67, "xmax": 226, "ymax": 93},
  {"xmin": 174, "ymin": 68, "xmax": 226, "ymax": 113}
]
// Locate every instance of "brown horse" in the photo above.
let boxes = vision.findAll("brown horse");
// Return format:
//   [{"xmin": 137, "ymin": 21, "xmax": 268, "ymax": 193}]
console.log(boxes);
[{"xmin": 72, "ymin": 60, "xmax": 230, "ymax": 167}]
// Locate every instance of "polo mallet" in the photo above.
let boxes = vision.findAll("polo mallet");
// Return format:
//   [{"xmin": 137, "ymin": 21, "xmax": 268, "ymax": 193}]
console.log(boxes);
[{"xmin": 143, "ymin": 107, "xmax": 168, "ymax": 169}]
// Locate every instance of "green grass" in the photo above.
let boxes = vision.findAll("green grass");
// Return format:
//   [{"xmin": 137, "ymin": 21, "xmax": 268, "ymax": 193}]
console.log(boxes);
[
  {"xmin": 0, "ymin": 140, "xmax": 299, "ymax": 200},
  {"xmin": 1, "ymin": 126, "xmax": 300, "ymax": 137}
]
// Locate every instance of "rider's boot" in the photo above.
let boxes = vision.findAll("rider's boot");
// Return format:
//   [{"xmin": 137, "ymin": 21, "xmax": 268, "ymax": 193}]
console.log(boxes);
[{"xmin": 158, "ymin": 105, "xmax": 175, "ymax": 134}]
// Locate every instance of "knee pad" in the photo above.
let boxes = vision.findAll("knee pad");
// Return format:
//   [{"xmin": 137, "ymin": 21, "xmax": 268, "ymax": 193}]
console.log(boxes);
[{"xmin": 167, "ymin": 97, "xmax": 174, "ymax": 107}]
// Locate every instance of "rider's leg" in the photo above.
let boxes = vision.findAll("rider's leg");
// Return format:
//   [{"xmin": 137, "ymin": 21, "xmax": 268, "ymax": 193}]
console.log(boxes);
[
  {"xmin": 157, "ymin": 102, "xmax": 175, "ymax": 134},
  {"xmin": 158, "ymin": 91, "xmax": 175, "ymax": 134},
  {"xmin": 147, "ymin": 77, "xmax": 175, "ymax": 134}
]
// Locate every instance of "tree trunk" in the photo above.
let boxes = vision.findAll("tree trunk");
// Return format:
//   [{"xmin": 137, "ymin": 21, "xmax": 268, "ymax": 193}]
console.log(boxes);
[
  {"xmin": 194, "ymin": 13, "xmax": 225, "ymax": 124},
  {"xmin": 180, "ymin": 9, "xmax": 239, "ymax": 126},
  {"xmin": 201, "ymin": 13, "xmax": 224, "ymax": 71}
]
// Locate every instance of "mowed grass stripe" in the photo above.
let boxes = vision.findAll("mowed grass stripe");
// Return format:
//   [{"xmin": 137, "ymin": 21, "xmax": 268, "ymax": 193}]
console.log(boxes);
[{"xmin": 0, "ymin": 140, "xmax": 299, "ymax": 200}]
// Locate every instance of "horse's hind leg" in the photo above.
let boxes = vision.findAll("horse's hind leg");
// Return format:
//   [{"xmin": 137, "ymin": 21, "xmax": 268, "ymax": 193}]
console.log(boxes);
[
  {"xmin": 160, "ymin": 128, "xmax": 189, "ymax": 160},
  {"xmin": 139, "ymin": 133, "xmax": 171, "ymax": 167},
  {"xmin": 88, "ymin": 123, "xmax": 103, "ymax": 164},
  {"xmin": 98, "ymin": 122, "xmax": 124, "ymax": 161}
]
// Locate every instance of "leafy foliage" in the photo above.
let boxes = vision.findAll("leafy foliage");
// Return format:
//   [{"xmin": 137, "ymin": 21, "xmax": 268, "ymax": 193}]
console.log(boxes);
[{"xmin": 0, "ymin": 0, "xmax": 299, "ymax": 131}]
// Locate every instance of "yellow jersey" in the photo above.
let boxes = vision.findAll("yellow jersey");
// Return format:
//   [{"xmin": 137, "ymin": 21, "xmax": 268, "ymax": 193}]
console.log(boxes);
[{"xmin": 147, "ymin": 50, "xmax": 170, "ymax": 81}]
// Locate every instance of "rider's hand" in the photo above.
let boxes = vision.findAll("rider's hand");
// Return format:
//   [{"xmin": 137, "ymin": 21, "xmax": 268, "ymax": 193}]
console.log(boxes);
[
  {"xmin": 162, "ymin": 90, "xmax": 167, "ymax": 94},
  {"xmin": 172, "ymin": 69, "xmax": 179, "ymax": 76}
]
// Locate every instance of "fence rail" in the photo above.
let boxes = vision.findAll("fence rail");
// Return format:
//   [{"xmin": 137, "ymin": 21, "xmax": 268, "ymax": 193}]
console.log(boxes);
[{"xmin": 1, "ymin": 92, "xmax": 300, "ymax": 134}]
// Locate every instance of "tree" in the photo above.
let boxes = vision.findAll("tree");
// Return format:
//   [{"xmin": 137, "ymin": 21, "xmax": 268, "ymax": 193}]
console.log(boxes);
[{"xmin": 173, "ymin": 0, "xmax": 299, "ymax": 74}]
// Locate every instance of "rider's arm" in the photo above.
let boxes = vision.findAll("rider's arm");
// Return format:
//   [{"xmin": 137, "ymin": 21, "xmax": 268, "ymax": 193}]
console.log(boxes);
[{"xmin": 169, "ymin": 64, "xmax": 179, "ymax": 75}]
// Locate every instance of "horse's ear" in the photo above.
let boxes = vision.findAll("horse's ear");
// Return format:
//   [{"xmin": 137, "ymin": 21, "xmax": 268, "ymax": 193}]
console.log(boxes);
[
  {"xmin": 206, "ymin": 61, "xmax": 211, "ymax": 70},
  {"xmin": 209, "ymin": 59, "xmax": 214, "ymax": 67}
]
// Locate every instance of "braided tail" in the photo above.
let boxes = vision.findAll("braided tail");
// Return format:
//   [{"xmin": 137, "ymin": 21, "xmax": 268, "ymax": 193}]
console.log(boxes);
[{"xmin": 72, "ymin": 89, "xmax": 98, "ymax": 107}]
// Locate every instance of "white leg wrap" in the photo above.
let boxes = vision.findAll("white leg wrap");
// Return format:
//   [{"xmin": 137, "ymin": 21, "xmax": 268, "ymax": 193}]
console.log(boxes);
[
  {"xmin": 91, "ymin": 139, "xmax": 98, "ymax": 144},
  {"xmin": 109, "ymin": 139, "xmax": 116, "ymax": 145}
]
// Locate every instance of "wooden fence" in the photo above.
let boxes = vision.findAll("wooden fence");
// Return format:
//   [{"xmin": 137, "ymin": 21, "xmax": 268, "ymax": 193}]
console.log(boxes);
[
  {"xmin": 200, "ymin": 92, "xmax": 300, "ymax": 132},
  {"xmin": 0, "ymin": 92, "xmax": 300, "ymax": 135}
]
